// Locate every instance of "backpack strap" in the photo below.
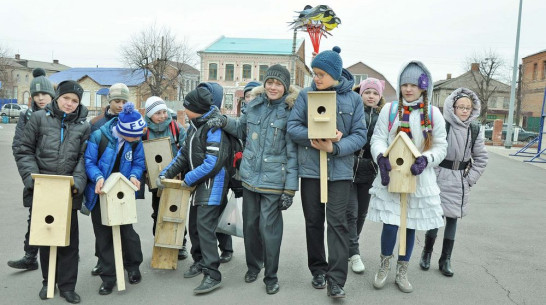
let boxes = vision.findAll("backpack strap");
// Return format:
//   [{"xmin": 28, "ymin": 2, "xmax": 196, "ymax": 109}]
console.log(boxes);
[
  {"xmin": 469, "ymin": 122, "xmax": 479, "ymax": 152},
  {"xmin": 98, "ymin": 134, "xmax": 109, "ymax": 160},
  {"xmin": 388, "ymin": 102, "xmax": 398, "ymax": 132},
  {"xmin": 169, "ymin": 120, "xmax": 180, "ymax": 148}
]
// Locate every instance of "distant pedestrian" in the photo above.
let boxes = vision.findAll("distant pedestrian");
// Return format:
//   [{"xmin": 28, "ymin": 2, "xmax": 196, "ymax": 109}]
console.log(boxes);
[
  {"xmin": 8, "ymin": 68, "xmax": 55, "ymax": 272},
  {"xmin": 367, "ymin": 61, "xmax": 447, "ymax": 293},
  {"xmin": 419, "ymin": 88, "xmax": 488, "ymax": 277},
  {"xmin": 240, "ymin": 81, "xmax": 261, "ymax": 115},
  {"xmin": 347, "ymin": 77, "xmax": 386, "ymax": 274}
]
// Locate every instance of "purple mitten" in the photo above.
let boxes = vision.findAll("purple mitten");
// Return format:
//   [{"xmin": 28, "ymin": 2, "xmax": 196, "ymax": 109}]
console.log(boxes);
[
  {"xmin": 377, "ymin": 153, "xmax": 391, "ymax": 186},
  {"xmin": 410, "ymin": 156, "xmax": 428, "ymax": 176}
]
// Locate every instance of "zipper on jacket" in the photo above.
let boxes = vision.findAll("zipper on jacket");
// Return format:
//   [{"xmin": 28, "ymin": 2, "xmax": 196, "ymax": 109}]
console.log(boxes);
[{"xmin": 60, "ymin": 113, "xmax": 66, "ymax": 143}]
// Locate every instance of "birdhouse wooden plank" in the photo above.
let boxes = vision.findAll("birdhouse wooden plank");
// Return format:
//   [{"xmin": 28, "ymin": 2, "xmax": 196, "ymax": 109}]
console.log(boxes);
[
  {"xmin": 383, "ymin": 132, "xmax": 422, "ymax": 194},
  {"xmin": 307, "ymin": 91, "xmax": 337, "ymax": 139},
  {"xmin": 143, "ymin": 137, "xmax": 173, "ymax": 189},
  {"xmin": 99, "ymin": 172, "xmax": 139, "ymax": 226},
  {"xmin": 151, "ymin": 179, "xmax": 194, "ymax": 269},
  {"xmin": 29, "ymin": 174, "xmax": 74, "ymax": 247}
]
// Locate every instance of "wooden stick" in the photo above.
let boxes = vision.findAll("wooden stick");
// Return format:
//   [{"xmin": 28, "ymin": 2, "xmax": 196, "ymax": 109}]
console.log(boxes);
[
  {"xmin": 399, "ymin": 193, "xmax": 408, "ymax": 256},
  {"xmin": 112, "ymin": 225, "xmax": 125, "ymax": 291},
  {"xmin": 47, "ymin": 246, "xmax": 57, "ymax": 298},
  {"xmin": 320, "ymin": 150, "xmax": 328, "ymax": 203}
]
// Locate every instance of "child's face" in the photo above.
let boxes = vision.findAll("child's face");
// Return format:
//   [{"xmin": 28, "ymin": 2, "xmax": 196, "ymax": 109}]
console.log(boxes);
[
  {"xmin": 150, "ymin": 109, "xmax": 168, "ymax": 124},
  {"xmin": 109, "ymin": 99, "xmax": 127, "ymax": 115},
  {"xmin": 454, "ymin": 97, "xmax": 473, "ymax": 121},
  {"xmin": 57, "ymin": 93, "xmax": 80, "ymax": 114},
  {"xmin": 121, "ymin": 135, "xmax": 141, "ymax": 142},
  {"xmin": 265, "ymin": 79, "xmax": 285, "ymax": 101},
  {"xmin": 33, "ymin": 93, "xmax": 52, "ymax": 109},
  {"xmin": 312, "ymin": 68, "xmax": 337, "ymax": 90},
  {"xmin": 401, "ymin": 84, "xmax": 424, "ymax": 102},
  {"xmin": 361, "ymin": 88, "xmax": 380, "ymax": 108}
]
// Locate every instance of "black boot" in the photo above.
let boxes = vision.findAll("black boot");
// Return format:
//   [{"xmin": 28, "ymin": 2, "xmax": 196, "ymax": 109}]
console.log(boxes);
[
  {"xmin": 439, "ymin": 239, "xmax": 454, "ymax": 277},
  {"xmin": 7, "ymin": 252, "xmax": 38, "ymax": 270},
  {"xmin": 419, "ymin": 234, "xmax": 436, "ymax": 270}
]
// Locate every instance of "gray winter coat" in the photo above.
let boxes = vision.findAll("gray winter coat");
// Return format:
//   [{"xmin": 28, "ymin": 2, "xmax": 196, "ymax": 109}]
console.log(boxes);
[
  {"xmin": 435, "ymin": 88, "xmax": 488, "ymax": 218},
  {"xmin": 223, "ymin": 86, "xmax": 299, "ymax": 195},
  {"xmin": 287, "ymin": 76, "xmax": 367, "ymax": 181},
  {"xmin": 14, "ymin": 101, "xmax": 91, "ymax": 208}
]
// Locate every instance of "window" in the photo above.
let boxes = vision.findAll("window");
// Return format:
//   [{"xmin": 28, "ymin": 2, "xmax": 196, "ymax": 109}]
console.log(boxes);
[
  {"xmin": 81, "ymin": 91, "xmax": 91, "ymax": 107},
  {"xmin": 208, "ymin": 63, "xmax": 217, "ymax": 80},
  {"xmin": 533, "ymin": 63, "xmax": 538, "ymax": 80},
  {"xmin": 503, "ymin": 97, "xmax": 510, "ymax": 109},
  {"xmin": 242, "ymin": 64, "xmax": 252, "ymax": 79},
  {"xmin": 225, "ymin": 64, "xmax": 234, "ymax": 81},
  {"xmin": 543, "ymin": 61, "xmax": 546, "ymax": 79},
  {"xmin": 224, "ymin": 94, "xmax": 233, "ymax": 110},
  {"xmin": 353, "ymin": 74, "xmax": 368, "ymax": 84},
  {"xmin": 259, "ymin": 65, "xmax": 268, "ymax": 81}
]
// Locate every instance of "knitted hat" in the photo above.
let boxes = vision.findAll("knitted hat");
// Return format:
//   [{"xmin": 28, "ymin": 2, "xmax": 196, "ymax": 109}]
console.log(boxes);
[
  {"xmin": 397, "ymin": 61, "xmax": 433, "ymax": 99},
  {"xmin": 244, "ymin": 81, "xmax": 261, "ymax": 95},
  {"xmin": 30, "ymin": 68, "xmax": 55, "ymax": 98},
  {"xmin": 311, "ymin": 46, "xmax": 343, "ymax": 80},
  {"xmin": 399, "ymin": 63, "xmax": 427, "ymax": 87},
  {"xmin": 183, "ymin": 87, "xmax": 213, "ymax": 114},
  {"xmin": 145, "ymin": 96, "xmax": 168, "ymax": 118},
  {"xmin": 264, "ymin": 64, "xmax": 290, "ymax": 93},
  {"xmin": 116, "ymin": 102, "xmax": 146, "ymax": 137},
  {"xmin": 359, "ymin": 78, "xmax": 386, "ymax": 97},
  {"xmin": 197, "ymin": 82, "xmax": 224, "ymax": 108},
  {"xmin": 108, "ymin": 83, "xmax": 130, "ymax": 102},
  {"xmin": 56, "ymin": 80, "xmax": 84, "ymax": 103}
]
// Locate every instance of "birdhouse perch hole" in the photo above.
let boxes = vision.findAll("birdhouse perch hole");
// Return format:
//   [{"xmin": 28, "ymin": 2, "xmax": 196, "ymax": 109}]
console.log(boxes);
[{"xmin": 317, "ymin": 106, "xmax": 326, "ymax": 114}]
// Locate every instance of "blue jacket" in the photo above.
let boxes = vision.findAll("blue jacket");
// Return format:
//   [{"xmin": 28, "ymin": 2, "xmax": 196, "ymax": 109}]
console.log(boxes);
[
  {"xmin": 223, "ymin": 86, "xmax": 299, "ymax": 195},
  {"xmin": 84, "ymin": 118, "xmax": 146, "ymax": 210},
  {"xmin": 286, "ymin": 75, "xmax": 367, "ymax": 181},
  {"xmin": 160, "ymin": 107, "xmax": 230, "ymax": 206}
]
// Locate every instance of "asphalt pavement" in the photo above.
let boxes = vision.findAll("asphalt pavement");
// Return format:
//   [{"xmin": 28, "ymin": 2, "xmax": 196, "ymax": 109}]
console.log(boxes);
[{"xmin": 0, "ymin": 122, "xmax": 544, "ymax": 305}]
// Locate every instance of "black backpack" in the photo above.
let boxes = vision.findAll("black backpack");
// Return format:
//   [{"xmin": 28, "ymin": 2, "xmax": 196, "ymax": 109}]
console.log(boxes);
[
  {"xmin": 224, "ymin": 133, "xmax": 244, "ymax": 197},
  {"xmin": 97, "ymin": 134, "xmax": 138, "ymax": 159},
  {"xmin": 445, "ymin": 121, "xmax": 480, "ymax": 152}
]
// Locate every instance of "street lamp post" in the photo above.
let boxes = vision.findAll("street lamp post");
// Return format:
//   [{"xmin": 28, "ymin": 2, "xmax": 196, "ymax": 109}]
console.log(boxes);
[{"xmin": 505, "ymin": 0, "xmax": 523, "ymax": 148}]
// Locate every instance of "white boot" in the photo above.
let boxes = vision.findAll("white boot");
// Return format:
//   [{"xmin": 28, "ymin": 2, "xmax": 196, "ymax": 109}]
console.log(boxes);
[
  {"xmin": 373, "ymin": 254, "xmax": 393, "ymax": 289},
  {"xmin": 349, "ymin": 254, "xmax": 365, "ymax": 273},
  {"xmin": 395, "ymin": 261, "xmax": 414, "ymax": 293}
]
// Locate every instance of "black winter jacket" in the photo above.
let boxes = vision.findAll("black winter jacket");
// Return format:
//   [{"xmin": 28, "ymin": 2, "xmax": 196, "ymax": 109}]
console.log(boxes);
[
  {"xmin": 353, "ymin": 105, "xmax": 382, "ymax": 184},
  {"xmin": 14, "ymin": 101, "xmax": 91, "ymax": 208}
]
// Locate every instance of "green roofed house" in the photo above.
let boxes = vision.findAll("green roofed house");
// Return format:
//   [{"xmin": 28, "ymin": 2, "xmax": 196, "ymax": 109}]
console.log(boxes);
[{"xmin": 198, "ymin": 36, "xmax": 311, "ymax": 116}]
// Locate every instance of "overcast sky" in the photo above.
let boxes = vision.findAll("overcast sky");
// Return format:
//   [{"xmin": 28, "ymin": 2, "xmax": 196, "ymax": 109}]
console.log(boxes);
[{"xmin": 1, "ymin": 0, "xmax": 545, "ymax": 87}]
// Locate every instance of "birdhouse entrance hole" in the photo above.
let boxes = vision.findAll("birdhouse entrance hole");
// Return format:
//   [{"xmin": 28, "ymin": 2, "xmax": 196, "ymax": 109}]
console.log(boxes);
[
  {"xmin": 396, "ymin": 158, "xmax": 404, "ymax": 166},
  {"xmin": 317, "ymin": 106, "xmax": 326, "ymax": 114},
  {"xmin": 117, "ymin": 192, "xmax": 124, "ymax": 199},
  {"xmin": 155, "ymin": 155, "xmax": 163, "ymax": 163},
  {"xmin": 169, "ymin": 205, "xmax": 178, "ymax": 213},
  {"xmin": 45, "ymin": 215, "xmax": 54, "ymax": 224}
]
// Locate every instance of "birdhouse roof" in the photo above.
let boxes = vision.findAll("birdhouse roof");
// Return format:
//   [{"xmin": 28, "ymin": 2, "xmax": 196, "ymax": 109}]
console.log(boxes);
[
  {"xmin": 384, "ymin": 132, "xmax": 422, "ymax": 158},
  {"xmin": 101, "ymin": 173, "xmax": 139, "ymax": 194},
  {"xmin": 31, "ymin": 173, "xmax": 74, "ymax": 185}
]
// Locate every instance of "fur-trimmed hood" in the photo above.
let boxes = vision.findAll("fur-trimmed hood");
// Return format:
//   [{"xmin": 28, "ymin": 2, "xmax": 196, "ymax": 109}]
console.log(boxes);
[
  {"xmin": 444, "ymin": 87, "xmax": 481, "ymax": 127},
  {"xmin": 249, "ymin": 85, "xmax": 301, "ymax": 109}
]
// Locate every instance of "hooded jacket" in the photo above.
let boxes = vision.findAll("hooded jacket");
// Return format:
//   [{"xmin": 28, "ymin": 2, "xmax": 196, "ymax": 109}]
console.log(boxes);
[
  {"xmin": 14, "ymin": 101, "xmax": 90, "ymax": 208},
  {"xmin": 223, "ymin": 86, "xmax": 299, "ymax": 194},
  {"xmin": 287, "ymin": 72, "xmax": 367, "ymax": 181},
  {"xmin": 144, "ymin": 115, "xmax": 186, "ymax": 156},
  {"xmin": 435, "ymin": 88, "xmax": 488, "ymax": 218},
  {"xmin": 90, "ymin": 105, "xmax": 118, "ymax": 133}
]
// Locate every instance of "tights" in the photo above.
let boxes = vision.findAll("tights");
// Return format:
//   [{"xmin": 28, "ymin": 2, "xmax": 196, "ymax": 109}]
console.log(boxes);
[{"xmin": 380, "ymin": 224, "xmax": 415, "ymax": 262}]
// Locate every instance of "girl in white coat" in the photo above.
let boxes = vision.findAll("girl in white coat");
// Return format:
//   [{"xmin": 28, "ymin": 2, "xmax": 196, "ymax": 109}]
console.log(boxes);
[{"xmin": 367, "ymin": 61, "xmax": 447, "ymax": 293}]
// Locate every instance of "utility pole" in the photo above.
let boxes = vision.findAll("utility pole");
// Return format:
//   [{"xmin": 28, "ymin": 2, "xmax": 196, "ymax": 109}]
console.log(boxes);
[
  {"xmin": 291, "ymin": 29, "xmax": 297, "ymax": 86},
  {"xmin": 515, "ymin": 64, "xmax": 522, "ymax": 126},
  {"xmin": 505, "ymin": 0, "xmax": 523, "ymax": 148}
]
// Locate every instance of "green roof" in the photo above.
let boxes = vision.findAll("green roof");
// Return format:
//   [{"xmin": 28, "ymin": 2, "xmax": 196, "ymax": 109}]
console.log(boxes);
[{"xmin": 202, "ymin": 36, "xmax": 304, "ymax": 55}]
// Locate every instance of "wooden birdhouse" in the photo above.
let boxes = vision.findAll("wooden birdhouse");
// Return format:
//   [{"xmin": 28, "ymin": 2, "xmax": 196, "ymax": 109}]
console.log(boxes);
[
  {"xmin": 29, "ymin": 174, "xmax": 74, "ymax": 247},
  {"xmin": 151, "ymin": 179, "xmax": 194, "ymax": 270},
  {"xmin": 99, "ymin": 172, "xmax": 139, "ymax": 226},
  {"xmin": 383, "ymin": 132, "xmax": 422, "ymax": 194},
  {"xmin": 143, "ymin": 137, "xmax": 174, "ymax": 189},
  {"xmin": 307, "ymin": 91, "xmax": 337, "ymax": 139}
]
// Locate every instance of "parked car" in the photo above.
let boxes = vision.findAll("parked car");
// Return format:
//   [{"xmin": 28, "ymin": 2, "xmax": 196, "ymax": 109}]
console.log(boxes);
[
  {"xmin": 1, "ymin": 103, "xmax": 28, "ymax": 118},
  {"xmin": 484, "ymin": 124, "xmax": 538, "ymax": 142}
]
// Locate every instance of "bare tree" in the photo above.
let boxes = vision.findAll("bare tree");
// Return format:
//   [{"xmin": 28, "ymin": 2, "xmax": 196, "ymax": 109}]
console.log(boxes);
[
  {"xmin": 121, "ymin": 23, "xmax": 196, "ymax": 99},
  {"xmin": 464, "ymin": 50, "xmax": 506, "ymax": 124},
  {"xmin": 0, "ymin": 44, "xmax": 13, "ymax": 99}
]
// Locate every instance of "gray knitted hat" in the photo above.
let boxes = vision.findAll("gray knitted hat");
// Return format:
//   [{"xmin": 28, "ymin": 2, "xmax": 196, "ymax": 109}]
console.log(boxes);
[
  {"xmin": 399, "ymin": 63, "xmax": 426, "ymax": 87},
  {"xmin": 108, "ymin": 83, "xmax": 130, "ymax": 102},
  {"xmin": 30, "ymin": 68, "xmax": 55, "ymax": 98},
  {"xmin": 264, "ymin": 64, "xmax": 290, "ymax": 93}
]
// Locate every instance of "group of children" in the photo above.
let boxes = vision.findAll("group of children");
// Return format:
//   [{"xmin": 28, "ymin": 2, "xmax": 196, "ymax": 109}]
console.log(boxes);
[{"xmin": 8, "ymin": 45, "xmax": 488, "ymax": 302}]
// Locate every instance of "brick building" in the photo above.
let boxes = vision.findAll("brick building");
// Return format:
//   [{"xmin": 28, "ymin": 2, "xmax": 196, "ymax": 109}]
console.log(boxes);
[
  {"xmin": 345, "ymin": 62, "xmax": 397, "ymax": 102},
  {"xmin": 521, "ymin": 50, "xmax": 546, "ymax": 131}
]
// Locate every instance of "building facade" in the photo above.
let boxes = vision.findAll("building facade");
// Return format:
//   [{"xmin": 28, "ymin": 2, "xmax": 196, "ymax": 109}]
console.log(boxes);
[
  {"xmin": 521, "ymin": 50, "xmax": 546, "ymax": 132},
  {"xmin": 345, "ymin": 62, "xmax": 398, "ymax": 102}
]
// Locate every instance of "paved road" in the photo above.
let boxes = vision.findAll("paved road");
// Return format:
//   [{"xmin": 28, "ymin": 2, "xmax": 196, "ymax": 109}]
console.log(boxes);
[{"xmin": 0, "ymin": 123, "xmax": 544, "ymax": 305}]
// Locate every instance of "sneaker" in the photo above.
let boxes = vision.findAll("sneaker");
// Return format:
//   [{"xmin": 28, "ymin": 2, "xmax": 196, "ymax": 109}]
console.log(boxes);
[
  {"xmin": 311, "ymin": 274, "xmax": 326, "ymax": 289},
  {"xmin": 327, "ymin": 280, "xmax": 346, "ymax": 299},
  {"xmin": 193, "ymin": 275, "xmax": 221, "ymax": 294},
  {"xmin": 349, "ymin": 254, "xmax": 365, "ymax": 273},
  {"xmin": 184, "ymin": 262, "xmax": 203, "ymax": 278},
  {"xmin": 373, "ymin": 254, "xmax": 393, "ymax": 289}
]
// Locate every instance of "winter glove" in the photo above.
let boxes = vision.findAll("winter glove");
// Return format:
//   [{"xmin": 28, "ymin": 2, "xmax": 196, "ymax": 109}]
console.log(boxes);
[
  {"xmin": 207, "ymin": 112, "xmax": 227, "ymax": 129},
  {"xmin": 23, "ymin": 175, "xmax": 35, "ymax": 192},
  {"xmin": 377, "ymin": 153, "xmax": 391, "ymax": 186},
  {"xmin": 181, "ymin": 180, "xmax": 190, "ymax": 188},
  {"xmin": 156, "ymin": 176, "xmax": 166, "ymax": 190},
  {"xmin": 279, "ymin": 193, "xmax": 294, "ymax": 210},
  {"xmin": 410, "ymin": 156, "xmax": 428, "ymax": 176}
]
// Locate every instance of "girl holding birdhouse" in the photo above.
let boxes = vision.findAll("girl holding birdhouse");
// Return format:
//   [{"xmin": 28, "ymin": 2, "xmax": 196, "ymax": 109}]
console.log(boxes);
[{"xmin": 367, "ymin": 61, "xmax": 447, "ymax": 293}]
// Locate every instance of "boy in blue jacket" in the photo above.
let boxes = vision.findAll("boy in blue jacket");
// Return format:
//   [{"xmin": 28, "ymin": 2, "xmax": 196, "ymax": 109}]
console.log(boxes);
[
  {"xmin": 157, "ymin": 87, "xmax": 231, "ymax": 295},
  {"xmin": 84, "ymin": 102, "xmax": 146, "ymax": 295}
]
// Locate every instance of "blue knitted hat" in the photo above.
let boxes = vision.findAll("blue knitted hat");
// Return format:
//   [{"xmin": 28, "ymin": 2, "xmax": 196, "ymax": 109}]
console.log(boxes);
[
  {"xmin": 197, "ymin": 82, "xmax": 224, "ymax": 108},
  {"xmin": 244, "ymin": 81, "xmax": 261, "ymax": 95},
  {"xmin": 116, "ymin": 102, "xmax": 146, "ymax": 137},
  {"xmin": 311, "ymin": 46, "xmax": 343, "ymax": 80}
]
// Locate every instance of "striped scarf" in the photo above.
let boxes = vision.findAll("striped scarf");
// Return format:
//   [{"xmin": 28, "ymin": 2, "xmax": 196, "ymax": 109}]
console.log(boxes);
[{"xmin": 400, "ymin": 102, "xmax": 431, "ymax": 139}]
